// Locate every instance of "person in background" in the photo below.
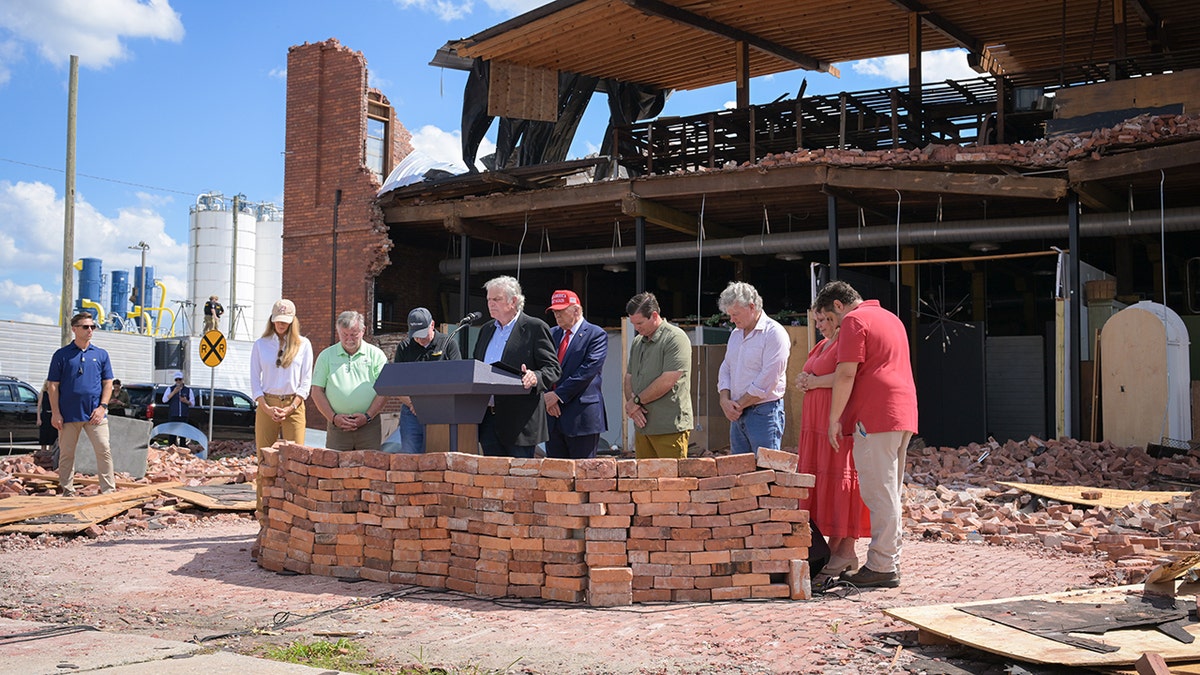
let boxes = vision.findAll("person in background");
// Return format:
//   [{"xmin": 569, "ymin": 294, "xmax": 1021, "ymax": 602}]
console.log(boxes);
[
  {"xmin": 250, "ymin": 299, "xmax": 313, "ymax": 450},
  {"xmin": 204, "ymin": 295, "xmax": 224, "ymax": 333},
  {"xmin": 390, "ymin": 307, "xmax": 461, "ymax": 453},
  {"xmin": 48, "ymin": 312, "xmax": 117, "ymax": 496},
  {"xmin": 310, "ymin": 311, "xmax": 387, "ymax": 451},
  {"xmin": 37, "ymin": 379, "xmax": 57, "ymax": 454},
  {"xmin": 716, "ymin": 281, "xmax": 790, "ymax": 455},
  {"xmin": 543, "ymin": 290, "xmax": 607, "ymax": 459},
  {"xmin": 815, "ymin": 280, "xmax": 918, "ymax": 589},
  {"xmin": 108, "ymin": 379, "xmax": 130, "ymax": 417},
  {"xmin": 162, "ymin": 370, "xmax": 195, "ymax": 446},
  {"xmin": 796, "ymin": 307, "xmax": 870, "ymax": 579},
  {"xmin": 472, "ymin": 275, "xmax": 560, "ymax": 458},
  {"xmin": 623, "ymin": 292, "xmax": 693, "ymax": 459}
]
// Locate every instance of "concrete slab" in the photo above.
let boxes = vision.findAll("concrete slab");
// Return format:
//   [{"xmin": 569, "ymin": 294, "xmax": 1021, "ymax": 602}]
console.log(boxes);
[
  {"xmin": 0, "ymin": 618, "xmax": 352, "ymax": 674},
  {"xmin": 70, "ymin": 416, "xmax": 151, "ymax": 478}
]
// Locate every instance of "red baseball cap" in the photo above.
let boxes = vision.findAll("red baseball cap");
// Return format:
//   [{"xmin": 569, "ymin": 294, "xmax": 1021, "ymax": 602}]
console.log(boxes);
[{"xmin": 548, "ymin": 290, "xmax": 580, "ymax": 311}]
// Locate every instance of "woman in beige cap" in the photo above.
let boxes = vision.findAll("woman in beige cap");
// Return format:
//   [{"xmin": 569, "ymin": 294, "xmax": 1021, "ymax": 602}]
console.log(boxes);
[{"xmin": 249, "ymin": 299, "xmax": 313, "ymax": 450}]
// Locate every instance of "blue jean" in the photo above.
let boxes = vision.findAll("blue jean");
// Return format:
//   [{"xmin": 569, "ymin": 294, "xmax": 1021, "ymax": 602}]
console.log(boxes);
[
  {"xmin": 398, "ymin": 406, "xmax": 425, "ymax": 454},
  {"xmin": 729, "ymin": 398, "xmax": 784, "ymax": 455}
]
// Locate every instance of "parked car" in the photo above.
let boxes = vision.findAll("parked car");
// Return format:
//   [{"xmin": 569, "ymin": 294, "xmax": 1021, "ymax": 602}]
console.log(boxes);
[
  {"xmin": 0, "ymin": 375, "xmax": 41, "ymax": 443},
  {"xmin": 123, "ymin": 383, "xmax": 257, "ymax": 441}
]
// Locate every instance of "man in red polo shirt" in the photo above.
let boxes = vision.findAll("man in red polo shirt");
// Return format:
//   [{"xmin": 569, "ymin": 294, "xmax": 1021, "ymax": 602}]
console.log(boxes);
[{"xmin": 814, "ymin": 280, "xmax": 918, "ymax": 588}]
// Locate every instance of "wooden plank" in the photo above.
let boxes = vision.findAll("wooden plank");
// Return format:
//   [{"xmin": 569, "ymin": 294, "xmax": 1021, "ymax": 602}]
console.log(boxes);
[
  {"xmin": 0, "ymin": 483, "xmax": 181, "ymax": 526},
  {"xmin": 1053, "ymin": 70, "xmax": 1200, "ymax": 119},
  {"xmin": 1102, "ymin": 307, "xmax": 1170, "ymax": 448},
  {"xmin": 1069, "ymin": 140, "xmax": 1200, "ymax": 184},
  {"xmin": 886, "ymin": 585, "xmax": 1200, "ymax": 667},
  {"xmin": 13, "ymin": 472, "xmax": 146, "ymax": 490},
  {"xmin": 996, "ymin": 482, "xmax": 1190, "ymax": 510},
  {"xmin": 620, "ymin": 195, "xmax": 738, "ymax": 238},
  {"xmin": 0, "ymin": 497, "xmax": 154, "ymax": 534},
  {"xmin": 826, "ymin": 166, "xmax": 1067, "ymax": 200}
]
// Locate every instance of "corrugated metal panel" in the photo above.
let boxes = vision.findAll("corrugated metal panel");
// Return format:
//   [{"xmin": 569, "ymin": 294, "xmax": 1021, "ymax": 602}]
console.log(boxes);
[
  {"xmin": 0, "ymin": 321, "xmax": 155, "ymax": 387},
  {"xmin": 985, "ymin": 335, "xmax": 1045, "ymax": 443}
]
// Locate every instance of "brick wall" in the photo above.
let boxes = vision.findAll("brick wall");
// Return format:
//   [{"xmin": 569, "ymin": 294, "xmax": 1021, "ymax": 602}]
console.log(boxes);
[
  {"xmin": 257, "ymin": 446, "xmax": 816, "ymax": 605},
  {"xmin": 283, "ymin": 39, "xmax": 410, "ymax": 354}
]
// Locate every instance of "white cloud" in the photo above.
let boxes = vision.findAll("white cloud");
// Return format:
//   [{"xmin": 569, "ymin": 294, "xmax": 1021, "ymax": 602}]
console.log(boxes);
[
  {"xmin": 0, "ymin": 179, "xmax": 187, "ymax": 324},
  {"xmin": 410, "ymin": 124, "xmax": 494, "ymax": 172},
  {"xmin": 482, "ymin": 0, "xmax": 545, "ymax": 13},
  {"xmin": 268, "ymin": 66, "xmax": 286, "ymax": 80},
  {"xmin": 0, "ymin": 39, "xmax": 22, "ymax": 85},
  {"xmin": 0, "ymin": 0, "xmax": 184, "ymax": 71},
  {"xmin": 723, "ymin": 100, "xmax": 737, "ymax": 110},
  {"xmin": 393, "ymin": 0, "xmax": 474, "ymax": 22},
  {"xmin": 848, "ymin": 48, "xmax": 980, "ymax": 84}
]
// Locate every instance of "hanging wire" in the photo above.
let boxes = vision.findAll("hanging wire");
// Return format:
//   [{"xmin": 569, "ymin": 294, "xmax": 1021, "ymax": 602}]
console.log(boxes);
[
  {"xmin": 894, "ymin": 190, "xmax": 902, "ymax": 315},
  {"xmin": 697, "ymin": 194, "xmax": 707, "ymax": 327},
  {"xmin": 1159, "ymin": 169, "xmax": 1170, "ymax": 442},
  {"xmin": 516, "ymin": 212, "xmax": 528, "ymax": 280},
  {"xmin": 541, "ymin": 227, "xmax": 552, "ymax": 254}
]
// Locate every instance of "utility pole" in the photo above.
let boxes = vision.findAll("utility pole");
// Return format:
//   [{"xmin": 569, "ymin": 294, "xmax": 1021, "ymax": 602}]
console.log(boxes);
[
  {"xmin": 60, "ymin": 55, "xmax": 78, "ymax": 344},
  {"xmin": 129, "ymin": 241, "xmax": 150, "ymax": 333},
  {"xmin": 229, "ymin": 194, "xmax": 242, "ymax": 340}
]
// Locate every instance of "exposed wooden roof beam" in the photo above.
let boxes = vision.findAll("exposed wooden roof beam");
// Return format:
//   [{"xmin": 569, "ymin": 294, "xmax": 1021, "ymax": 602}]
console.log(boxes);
[
  {"xmin": 1128, "ymin": 0, "xmax": 1173, "ymax": 51},
  {"xmin": 620, "ymin": 0, "xmax": 837, "ymax": 75},
  {"xmin": 621, "ymin": 194, "xmax": 739, "ymax": 239},
  {"xmin": 826, "ymin": 166, "xmax": 1067, "ymax": 200},
  {"xmin": 1069, "ymin": 139, "xmax": 1200, "ymax": 184},
  {"xmin": 885, "ymin": 0, "xmax": 982, "ymax": 54},
  {"xmin": 443, "ymin": 214, "xmax": 526, "ymax": 247},
  {"xmin": 1074, "ymin": 182, "xmax": 1126, "ymax": 213},
  {"xmin": 820, "ymin": 185, "xmax": 890, "ymax": 220}
]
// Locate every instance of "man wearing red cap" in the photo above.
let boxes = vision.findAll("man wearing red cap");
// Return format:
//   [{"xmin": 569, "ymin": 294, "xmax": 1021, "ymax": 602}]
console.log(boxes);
[{"xmin": 544, "ymin": 290, "xmax": 608, "ymax": 459}]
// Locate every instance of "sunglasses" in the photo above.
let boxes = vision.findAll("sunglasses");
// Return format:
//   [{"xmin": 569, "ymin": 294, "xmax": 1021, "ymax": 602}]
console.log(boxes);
[
  {"xmin": 74, "ymin": 324, "xmax": 98, "ymax": 330},
  {"xmin": 276, "ymin": 348, "xmax": 284, "ymax": 367}
]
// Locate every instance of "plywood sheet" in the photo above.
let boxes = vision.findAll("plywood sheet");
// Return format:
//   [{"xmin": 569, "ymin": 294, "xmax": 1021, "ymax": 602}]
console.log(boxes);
[
  {"xmin": 886, "ymin": 585, "xmax": 1200, "ymax": 667},
  {"xmin": 159, "ymin": 483, "xmax": 256, "ymax": 511},
  {"xmin": 488, "ymin": 60, "xmax": 558, "ymax": 122},
  {"xmin": 1053, "ymin": 70, "xmax": 1200, "ymax": 119},
  {"xmin": 0, "ymin": 498, "xmax": 153, "ymax": 534},
  {"xmin": 0, "ymin": 483, "xmax": 180, "ymax": 525},
  {"xmin": 997, "ymin": 481, "xmax": 1191, "ymax": 509},
  {"xmin": 1101, "ymin": 308, "xmax": 1169, "ymax": 448}
]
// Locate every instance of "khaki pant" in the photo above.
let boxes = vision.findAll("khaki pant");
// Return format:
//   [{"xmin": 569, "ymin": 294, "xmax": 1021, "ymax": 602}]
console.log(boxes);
[
  {"xmin": 255, "ymin": 394, "xmax": 306, "ymax": 450},
  {"xmin": 852, "ymin": 429, "xmax": 913, "ymax": 574},
  {"xmin": 324, "ymin": 415, "xmax": 382, "ymax": 451},
  {"xmin": 58, "ymin": 419, "xmax": 117, "ymax": 494},
  {"xmin": 634, "ymin": 430, "xmax": 689, "ymax": 459},
  {"xmin": 203, "ymin": 315, "xmax": 220, "ymax": 333}
]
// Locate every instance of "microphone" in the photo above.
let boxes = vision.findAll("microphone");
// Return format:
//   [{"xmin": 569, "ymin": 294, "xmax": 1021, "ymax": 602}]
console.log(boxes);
[{"xmin": 458, "ymin": 311, "xmax": 483, "ymax": 325}]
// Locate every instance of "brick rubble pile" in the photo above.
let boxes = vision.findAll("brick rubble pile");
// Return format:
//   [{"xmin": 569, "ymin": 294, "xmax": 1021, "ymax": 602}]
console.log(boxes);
[
  {"xmin": 903, "ymin": 436, "xmax": 1200, "ymax": 583},
  {"xmin": 750, "ymin": 112, "xmax": 1200, "ymax": 170}
]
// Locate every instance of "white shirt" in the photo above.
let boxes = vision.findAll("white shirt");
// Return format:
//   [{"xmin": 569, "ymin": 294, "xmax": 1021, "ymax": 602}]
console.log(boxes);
[
  {"xmin": 717, "ymin": 310, "xmax": 790, "ymax": 403},
  {"xmin": 250, "ymin": 334, "xmax": 314, "ymax": 400}
]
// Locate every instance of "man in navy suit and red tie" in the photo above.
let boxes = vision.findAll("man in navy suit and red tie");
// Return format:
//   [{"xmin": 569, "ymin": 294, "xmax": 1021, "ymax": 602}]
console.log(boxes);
[{"xmin": 543, "ymin": 290, "xmax": 608, "ymax": 459}]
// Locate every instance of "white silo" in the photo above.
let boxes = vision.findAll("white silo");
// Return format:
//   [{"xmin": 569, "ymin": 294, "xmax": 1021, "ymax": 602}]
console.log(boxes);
[
  {"xmin": 188, "ymin": 193, "xmax": 258, "ymax": 340},
  {"xmin": 254, "ymin": 202, "xmax": 284, "ymax": 333}
]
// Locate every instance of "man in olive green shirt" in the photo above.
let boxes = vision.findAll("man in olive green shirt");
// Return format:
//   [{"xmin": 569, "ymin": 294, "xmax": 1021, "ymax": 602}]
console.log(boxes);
[
  {"xmin": 310, "ymin": 311, "xmax": 388, "ymax": 451},
  {"xmin": 623, "ymin": 292, "xmax": 693, "ymax": 458}
]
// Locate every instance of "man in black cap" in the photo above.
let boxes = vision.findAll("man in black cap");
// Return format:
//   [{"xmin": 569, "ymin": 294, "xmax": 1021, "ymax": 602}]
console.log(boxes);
[{"xmin": 391, "ymin": 307, "xmax": 461, "ymax": 453}]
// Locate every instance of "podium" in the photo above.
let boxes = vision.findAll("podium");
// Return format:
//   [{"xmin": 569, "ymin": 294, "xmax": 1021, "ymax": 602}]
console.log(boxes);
[{"xmin": 374, "ymin": 360, "xmax": 527, "ymax": 452}]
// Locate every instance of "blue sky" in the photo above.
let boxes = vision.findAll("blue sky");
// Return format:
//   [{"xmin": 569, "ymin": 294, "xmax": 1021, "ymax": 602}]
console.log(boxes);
[{"xmin": 0, "ymin": 0, "xmax": 979, "ymax": 325}]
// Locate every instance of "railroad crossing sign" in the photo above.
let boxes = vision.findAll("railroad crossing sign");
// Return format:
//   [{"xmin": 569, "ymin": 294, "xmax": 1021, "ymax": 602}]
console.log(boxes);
[{"xmin": 200, "ymin": 330, "xmax": 227, "ymax": 367}]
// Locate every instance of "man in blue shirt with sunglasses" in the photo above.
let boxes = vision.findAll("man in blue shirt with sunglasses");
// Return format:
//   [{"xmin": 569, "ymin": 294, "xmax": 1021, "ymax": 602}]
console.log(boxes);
[{"xmin": 48, "ymin": 312, "xmax": 117, "ymax": 496}]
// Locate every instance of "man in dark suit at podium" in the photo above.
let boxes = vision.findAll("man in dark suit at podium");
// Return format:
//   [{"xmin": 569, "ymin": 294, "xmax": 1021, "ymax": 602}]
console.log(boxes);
[
  {"xmin": 543, "ymin": 290, "xmax": 607, "ymax": 459},
  {"xmin": 473, "ymin": 275, "xmax": 560, "ymax": 457}
]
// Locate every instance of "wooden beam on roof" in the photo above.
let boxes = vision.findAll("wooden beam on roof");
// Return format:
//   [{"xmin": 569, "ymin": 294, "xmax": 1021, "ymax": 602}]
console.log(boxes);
[
  {"xmin": 620, "ymin": 0, "xmax": 837, "ymax": 74},
  {"xmin": 885, "ymin": 0, "xmax": 982, "ymax": 54},
  {"xmin": 1068, "ymin": 140, "xmax": 1200, "ymax": 184},
  {"xmin": 443, "ymin": 214, "xmax": 526, "ymax": 247},
  {"xmin": 1074, "ymin": 182, "xmax": 1125, "ymax": 213},
  {"xmin": 621, "ymin": 194, "xmax": 739, "ymax": 238},
  {"xmin": 826, "ymin": 166, "xmax": 1067, "ymax": 200},
  {"xmin": 820, "ymin": 185, "xmax": 890, "ymax": 220},
  {"xmin": 1129, "ymin": 0, "xmax": 1173, "ymax": 51}
]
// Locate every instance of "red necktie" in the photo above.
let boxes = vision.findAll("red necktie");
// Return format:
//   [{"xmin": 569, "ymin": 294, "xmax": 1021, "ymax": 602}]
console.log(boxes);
[{"xmin": 557, "ymin": 329, "xmax": 571, "ymax": 363}]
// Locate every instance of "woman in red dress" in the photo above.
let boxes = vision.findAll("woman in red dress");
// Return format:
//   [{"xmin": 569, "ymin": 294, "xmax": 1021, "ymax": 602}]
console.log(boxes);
[{"xmin": 796, "ymin": 308, "xmax": 871, "ymax": 576}]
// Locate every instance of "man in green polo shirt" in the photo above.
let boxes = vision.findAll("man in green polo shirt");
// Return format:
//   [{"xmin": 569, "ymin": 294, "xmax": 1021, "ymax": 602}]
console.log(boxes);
[
  {"xmin": 624, "ymin": 292, "xmax": 693, "ymax": 458},
  {"xmin": 310, "ymin": 311, "xmax": 388, "ymax": 451}
]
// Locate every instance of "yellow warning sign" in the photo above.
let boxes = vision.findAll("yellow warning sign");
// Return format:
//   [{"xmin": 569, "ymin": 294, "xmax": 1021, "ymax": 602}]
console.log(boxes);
[{"xmin": 200, "ymin": 330, "xmax": 227, "ymax": 367}]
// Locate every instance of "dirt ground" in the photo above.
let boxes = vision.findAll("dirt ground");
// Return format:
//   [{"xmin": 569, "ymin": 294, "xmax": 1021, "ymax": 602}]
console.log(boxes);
[{"xmin": 0, "ymin": 514, "xmax": 1109, "ymax": 674}]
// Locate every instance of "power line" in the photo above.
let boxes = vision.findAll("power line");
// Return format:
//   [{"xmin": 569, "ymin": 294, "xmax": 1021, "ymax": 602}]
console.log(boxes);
[{"xmin": 0, "ymin": 156, "xmax": 196, "ymax": 197}]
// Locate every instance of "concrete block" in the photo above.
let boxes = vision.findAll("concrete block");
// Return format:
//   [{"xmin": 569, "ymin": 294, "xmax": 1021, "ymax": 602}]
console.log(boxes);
[{"xmin": 68, "ymin": 416, "xmax": 151, "ymax": 479}]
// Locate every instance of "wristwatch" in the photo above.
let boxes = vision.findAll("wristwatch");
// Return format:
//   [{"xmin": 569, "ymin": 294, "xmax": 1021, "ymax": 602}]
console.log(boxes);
[
  {"xmin": 99, "ymin": 403, "xmax": 109, "ymax": 409},
  {"xmin": 632, "ymin": 394, "xmax": 642, "ymax": 406},
  {"xmin": 364, "ymin": 413, "xmax": 373, "ymax": 422}
]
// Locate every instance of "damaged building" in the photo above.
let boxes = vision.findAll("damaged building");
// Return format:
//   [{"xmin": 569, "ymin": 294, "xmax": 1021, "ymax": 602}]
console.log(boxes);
[{"xmin": 281, "ymin": 1, "xmax": 1200, "ymax": 452}]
